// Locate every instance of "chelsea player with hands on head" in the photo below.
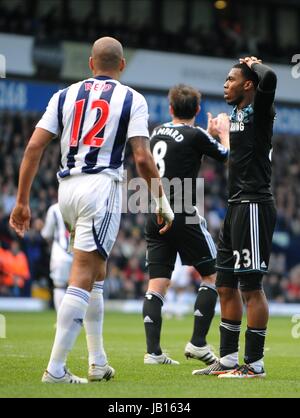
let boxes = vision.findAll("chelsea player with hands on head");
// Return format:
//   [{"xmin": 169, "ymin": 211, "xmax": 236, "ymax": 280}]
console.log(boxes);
[{"xmin": 194, "ymin": 57, "xmax": 277, "ymax": 379}]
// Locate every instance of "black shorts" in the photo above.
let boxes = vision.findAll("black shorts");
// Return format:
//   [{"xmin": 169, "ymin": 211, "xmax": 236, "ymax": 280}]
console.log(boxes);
[
  {"xmin": 216, "ymin": 201, "xmax": 277, "ymax": 276},
  {"xmin": 145, "ymin": 212, "xmax": 217, "ymax": 279}
]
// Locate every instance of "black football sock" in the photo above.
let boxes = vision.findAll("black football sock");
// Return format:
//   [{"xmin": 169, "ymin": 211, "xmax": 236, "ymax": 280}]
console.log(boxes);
[
  {"xmin": 190, "ymin": 284, "xmax": 218, "ymax": 347},
  {"xmin": 143, "ymin": 291, "xmax": 164, "ymax": 355},
  {"xmin": 244, "ymin": 327, "xmax": 267, "ymax": 365},
  {"xmin": 220, "ymin": 318, "xmax": 241, "ymax": 358}
]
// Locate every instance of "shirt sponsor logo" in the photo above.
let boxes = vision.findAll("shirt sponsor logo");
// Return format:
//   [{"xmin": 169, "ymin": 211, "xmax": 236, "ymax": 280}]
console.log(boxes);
[{"xmin": 230, "ymin": 122, "xmax": 245, "ymax": 132}]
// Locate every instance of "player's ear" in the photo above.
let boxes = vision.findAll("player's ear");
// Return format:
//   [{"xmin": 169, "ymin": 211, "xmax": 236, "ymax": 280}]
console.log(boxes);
[
  {"xmin": 89, "ymin": 57, "xmax": 94, "ymax": 72},
  {"xmin": 244, "ymin": 80, "xmax": 254, "ymax": 91},
  {"xmin": 169, "ymin": 105, "xmax": 174, "ymax": 117},
  {"xmin": 120, "ymin": 58, "xmax": 126, "ymax": 73},
  {"xmin": 196, "ymin": 105, "xmax": 201, "ymax": 116}
]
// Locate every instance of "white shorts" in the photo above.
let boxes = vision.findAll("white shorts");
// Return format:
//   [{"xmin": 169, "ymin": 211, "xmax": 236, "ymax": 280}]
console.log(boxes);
[
  {"xmin": 171, "ymin": 254, "xmax": 191, "ymax": 288},
  {"xmin": 58, "ymin": 174, "xmax": 122, "ymax": 259},
  {"xmin": 49, "ymin": 242, "xmax": 73, "ymax": 287},
  {"xmin": 50, "ymin": 260, "xmax": 72, "ymax": 288}
]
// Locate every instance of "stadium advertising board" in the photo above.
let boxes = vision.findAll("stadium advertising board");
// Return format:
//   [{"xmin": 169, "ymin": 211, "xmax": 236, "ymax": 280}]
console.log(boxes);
[
  {"xmin": 122, "ymin": 50, "xmax": 300, "ymax": 105},
  {"xmin": 61, "ymin": 41, "xmax": 91, "ymax": 81},
  {"xmin": 1, "ymin": 34, "xmax": 299, "ymax": 105},
  {"xmin": 0, "ymin": 79, "xmax": 299, "ymax": 135},
  {"xmin": 61, "ymin": 42, "xmax": 300, "ymax": 105},
  {"xmin": 0, "ymin": 79, "xmax": 63, "ymax": 112},
  {"xmin": 0, "ymin": 54, "xmax": 5, "ymax": 78},
  {"xmin": 61, "ymin": 42, "xmax": 137, "ymax": 81},
  {"xmin": 0, "ymin": 33, "xmax": 35, "ymax": 76}
]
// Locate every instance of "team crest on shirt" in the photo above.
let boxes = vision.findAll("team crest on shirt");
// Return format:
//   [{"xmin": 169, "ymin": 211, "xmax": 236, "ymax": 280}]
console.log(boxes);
[
  {"xmin": 230, "ymin": 105, "xmax": 254, "ymax": 132},
  {"xmin": 237, "ymin": 111, "xmax": 244, "ymax": 122},
  {"xmin": 231, "ymin": 111, "xmax": 245, "ymax": 131}
]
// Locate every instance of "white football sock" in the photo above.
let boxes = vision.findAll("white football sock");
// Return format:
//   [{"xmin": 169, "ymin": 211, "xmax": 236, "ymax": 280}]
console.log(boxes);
[
  {"xmin": 249, "ymin": 358, "xmax": 264, "ymax": 372},
  {"xmin": 220, "ymin": 352, "xmax": 239, "ymax": 368},
  {"xmin": 53, "ymin": 288, "xmax": 66, "ymax": 312},
  {"xmin": 84, "ymin": 281, "xmax": 107, "ymax": 367},
  {"xmin": 47, "ymin": 286, "xmax": 90, "ymax": 378}
]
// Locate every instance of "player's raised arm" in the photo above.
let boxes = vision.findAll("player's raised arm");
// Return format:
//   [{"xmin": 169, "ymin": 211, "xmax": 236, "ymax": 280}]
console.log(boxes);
[
  {"xmin": 130, "ymin": 136, "xmax": 174, "ymax": 234},
  {"xmin": 240, "ymin": 57, "xmax": 277, "ymax": 109},
  {"xmin": 9, "ymin": 127, "xmax": 56, "ymax": 237}
]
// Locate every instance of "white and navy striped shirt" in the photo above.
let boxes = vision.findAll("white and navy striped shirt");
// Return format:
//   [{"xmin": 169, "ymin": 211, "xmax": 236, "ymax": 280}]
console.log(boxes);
[{"xmin": 36, "ymin": 76, "xmax": 149, "ymax": 181}]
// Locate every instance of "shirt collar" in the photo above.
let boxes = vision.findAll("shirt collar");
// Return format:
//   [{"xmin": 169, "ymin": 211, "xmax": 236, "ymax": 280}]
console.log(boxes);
[
  {"xmin": 231, "ymin": 104, "xmax": 254, "ymax": 121},
  {"xmin": 94, "ymin": 75, "xmax": 114, "ymax": 81}
]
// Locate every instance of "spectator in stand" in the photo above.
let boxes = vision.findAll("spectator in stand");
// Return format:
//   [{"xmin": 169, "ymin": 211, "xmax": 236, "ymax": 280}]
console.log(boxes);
[
  {"xmin": 0, "ymin": 1, "xmax": 296, "ymax": 63},
  {"xmin": 104, "ymin": 266, "xmax": 125, "ymax": 300},
  {"xmin": 0, "ymin": 241, "xmax": 30, "ymax": 296},
  {"xmin": 0, "ymin": 243, "xmax": 11, "ymax": 295},
  {"xmin": 263, "ymin": 273, "xmax": 285, "ymax": 303},
  {"xmin": 124, "ymin": 257, "xmax": 146, "ymax": 299},
  {"xmin": 284, "ymin": 265, "xmax": 300, "ymax": 303},
  {"xmin": 23, "ymin": 219, "xmax": 49, "ymax": 296},
  {"xmin": 9, "ymin": 241, "xmax": 30, "ymax": 297}
]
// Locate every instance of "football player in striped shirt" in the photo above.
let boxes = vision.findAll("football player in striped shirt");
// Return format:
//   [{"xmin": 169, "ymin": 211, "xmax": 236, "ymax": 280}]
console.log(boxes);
[{"xmin": 10, "ymin": 37, "xmax": 174, "ymax": 384}]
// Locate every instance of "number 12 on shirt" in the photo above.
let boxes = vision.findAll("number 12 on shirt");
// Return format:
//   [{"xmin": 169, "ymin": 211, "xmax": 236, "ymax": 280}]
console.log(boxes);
[{"xmin": 70, "ymin": 99, "xmax": 110, "ymax": 148}]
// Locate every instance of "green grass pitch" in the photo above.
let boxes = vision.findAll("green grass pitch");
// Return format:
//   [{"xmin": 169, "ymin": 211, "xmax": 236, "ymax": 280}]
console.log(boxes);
[{"xmin": 0, "ymin": 311, "xmax": 300, "ymax": 398}]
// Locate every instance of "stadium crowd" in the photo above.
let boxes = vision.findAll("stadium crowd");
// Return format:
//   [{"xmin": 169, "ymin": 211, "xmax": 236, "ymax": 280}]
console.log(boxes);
[
  {"xmin": 0, "ymin": 0, "xmax": 296, "ymax": 63},
  {"xmin": 1, "ymin": 112, "xmax": 300, "ymax": 302}
]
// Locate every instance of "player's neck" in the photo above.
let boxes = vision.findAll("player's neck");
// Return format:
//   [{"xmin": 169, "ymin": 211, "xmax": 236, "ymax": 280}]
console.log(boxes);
[
  {"xmin": 237, "ymin": 101, "xmax": 251, "ymax": 110},
  {"xmin": 93, "ymin": 71, "xmax": 120, "ymax": 81},
  {"xmin": 172, "ymin": 117, "xmax": 195, "ymax": 126},
  {"xmin": 237, "ymin": 93, "xmax": 255, "ymax": 110}
]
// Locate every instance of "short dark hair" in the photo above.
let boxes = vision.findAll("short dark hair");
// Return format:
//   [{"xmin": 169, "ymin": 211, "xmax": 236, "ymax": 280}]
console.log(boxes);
[
  {"xmin": 232, "ymin": 63, "xmax": 259, "ymax": 88},
  {"xmin": 168, "ymin": 84, "xmax": 201, "ymax": 119}
]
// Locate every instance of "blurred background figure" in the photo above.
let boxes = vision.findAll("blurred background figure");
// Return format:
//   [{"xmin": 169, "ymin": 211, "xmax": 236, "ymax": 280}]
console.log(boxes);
[
  {"xmin": 164, "ymin": 255, "xmax": 195, "ymax": 319},
  {"xmin": 284, "ymin": 265, "xmax": 300, "ymax": 304},
  {"xmin": 41, "ymin": 203, "xmax": 73, "ymax": 312},
  {"xmin": 0, "ymin": 240, "xmax": 30, "ymax": 297}
]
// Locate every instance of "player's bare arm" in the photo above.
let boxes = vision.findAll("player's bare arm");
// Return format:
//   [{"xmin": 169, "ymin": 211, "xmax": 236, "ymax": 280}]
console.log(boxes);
[
  {"xmin": 206, "ymin": 112, "xmax": 216, "ymax": 136},
  {"xmin": 10, "ymin": 128, "xmax": 55, "ymax": 237},
  {"xmin": 130, "ymin": 136, "xmax": 174, "ymax": 235},
  {"xmin": 216, "ymin": 113, "xmax": 230, "ymax": 150}
]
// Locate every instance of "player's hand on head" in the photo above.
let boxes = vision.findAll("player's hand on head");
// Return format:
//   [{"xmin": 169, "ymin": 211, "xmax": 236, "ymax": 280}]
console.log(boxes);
[
  {"xmin": 9, "ymin": 204, "xmax": 31, "ymax": 238},
  {"xmin": 239, "ymin": 56, "xmax": 262, "ymax": 68}
]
